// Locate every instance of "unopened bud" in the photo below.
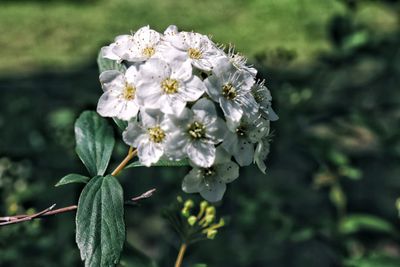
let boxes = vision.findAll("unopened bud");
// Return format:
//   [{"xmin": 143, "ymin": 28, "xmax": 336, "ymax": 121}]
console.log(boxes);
[{"xmin": 188, "ymin": 216, "xmax": 197, "ymax": 226}]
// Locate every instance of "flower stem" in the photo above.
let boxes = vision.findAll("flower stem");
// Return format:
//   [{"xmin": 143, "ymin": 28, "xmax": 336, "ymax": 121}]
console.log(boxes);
[
  {"xmin": 111, "ymin": 147, "xmax": 137, "ymax": 176},
  {"xmin": 174, "ymin": 243, "xmax": 187, "ymax": 267}
]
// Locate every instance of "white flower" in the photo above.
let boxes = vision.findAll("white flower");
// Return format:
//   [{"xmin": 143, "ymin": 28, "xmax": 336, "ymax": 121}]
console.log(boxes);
[
  {"xmin": 97, "ymin": 67, "xmax": 141, "ymax": 121},
  {"xmin": 254, "ymin": 138, "xmax": 271, "ymax": 174},
  {"xmin": 100, "ymin": 35, "xmax": 131, "ymax": 62},
  {"xmin": 204, "ymin": 61, "xmax": 259, "ymax": 122},
  {"xmin": 136, "ymin": 58, "xmax": 205, "ymax": 115},
  {"xmin": 166, "ymin": 98, "xmax": 226, "ymax": 167},
  {"xmin": 182, "ymin": 148, "xmax": 239, "ymax": 202},
  {"xmin": 251, "ymin": 80, "xmax": 278, "ymax": 121},
  {"xmin": 226, "ymin": 45, "xmax": 257, "ymax": 77},
  {"xmin": 111, "ymin": 25, "xmax": 162, "ymax": 62},
  {"xmin": 162, "ymin": 30, "xmax": 220, "ymax": 71},
  {"xmin": 223, "ymin": 114, "xmax": 270, "ymax": 166},
  {"xmin": 123, "ymin": 109, "xmax": 172, "ymax": 167}
]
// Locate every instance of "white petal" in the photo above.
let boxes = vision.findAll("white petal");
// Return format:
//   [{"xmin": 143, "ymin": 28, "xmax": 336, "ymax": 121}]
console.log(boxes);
[
  {"xmin": 182, "ymin": 168, "xmax": 205, "ymax": 193},
  {"xmin": 180, "ymin": 76, "xmax": 206, "ymax": 102},
  {"xmin": 213, "ymin": 147, "xmax": 232, "ymax": 164},
  {"xmin": 204, "ymin": 75, "xmax": 222, "ymax": 102},
  {"xmin": 160, "ymin": 96, "xmax": 186, "ymax": 115},
  {"xmin": 164, "ymin": 25, "xmax": 179, "ymax": 36},
  {"xmin": 200, "ymin": 182, "xmax": 226, "ymax": 202},
  {"xmin": 99, "ymin": 70, "xmax": 125, "ymax": 92},
  {"xmin": 138, "ymin": 141, "xmax": 164, "ymax": 167},
  {"xmin": 233, "ymin": 139, "xmax": 254, "ymax": 166},
  {"xmin": 101, "ymin": 45, "xmax": 120, "ymax": 61},
  {"xmin": 140, "ymin": 108, "xmax": 163, "ymax": 127},
  {"xmin": 192, "ymin": 98, "xmax": 217, "ymax": 119},
  {"xmin": 122, "ymin": 121, "xmax": 146, "ymax": 147},
  {"xmin": 187, "ymin": 141, "xmax": 215, "ymax": 168},
  {"xmin": 118, "ymin": 101, "xmax": 140, "ymax": 121},
  {"xmin": 165, "ymin": 130, "xmax": 189, "ymax": 160},
  {"xmin": 220, "ymin": 98, "xmax": 243, "ymax": 122},
  {"xmin": 206, "ymin": 117, "xmax": 227, "ymax": 143},
  {"xmin": 217, "ymin": 162, "xmax": 239, "ymax": 183},
  {"xmin": 97, "ymin": 91, "xmax": 122, "ymax": 118}
]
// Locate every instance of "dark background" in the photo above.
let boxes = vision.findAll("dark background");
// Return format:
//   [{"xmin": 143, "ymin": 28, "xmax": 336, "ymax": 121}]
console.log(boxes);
[{"xmin": 1, "ymin": 0, "xmax": 400, "ymax": 266}]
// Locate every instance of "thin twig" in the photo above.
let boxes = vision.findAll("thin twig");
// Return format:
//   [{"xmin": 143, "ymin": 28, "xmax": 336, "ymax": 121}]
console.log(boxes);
[
  {"xmin": 0, "ymin": 147, "xmax": 140, "ymax": 227},
  {"xmin": 131, "ymin": 188, "xmax": 156, "ymax": 202},
  {"xmin": 0, "ymin": 204, "xmax": 56, "ymax": 226},
  {"xmin": 0, "ymin": 188, "xmax": 156, "ymax": 227},
  {"xmin": 111, "ymin": 147, "xmax": 137, "ymax": 176}
]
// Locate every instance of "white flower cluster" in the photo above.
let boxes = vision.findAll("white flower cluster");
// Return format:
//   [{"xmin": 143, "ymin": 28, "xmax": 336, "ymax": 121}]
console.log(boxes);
[{"xmin": 97, "ymin": 25, "xmax": 278, "ymax": 202}]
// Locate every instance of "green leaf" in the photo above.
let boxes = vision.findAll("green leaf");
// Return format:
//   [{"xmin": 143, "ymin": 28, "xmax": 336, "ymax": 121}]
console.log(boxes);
[
  {"xmin": 55, "ymin": 173, "xmax": 90, "ymax": 187},
  {"xmin": 339, "ymin": 214, "xmax": 396, "ymax": 235},
  {"xmin": 126, "ymin": 158, "xmax": 190, "ymax": 168},
  {"xmin": 75, "ymin": 111, "xmax": 115, "ymax": 176},
  {"xmin": 97, "ymin": 50, "xmax": 126, "ymax": 74},
  {"xmin": 76, "ymin": 175, "xmax": 125, "ymax": 267},
  {"xmin": 112, "ymin": 118, "xmax": 128, "ymax": 132}
]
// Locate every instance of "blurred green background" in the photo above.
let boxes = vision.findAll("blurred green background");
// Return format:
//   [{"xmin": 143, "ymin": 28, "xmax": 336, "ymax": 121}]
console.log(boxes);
[{"xmin": 1, "ymin": 0, "xmax": 400, "ymax": 266}]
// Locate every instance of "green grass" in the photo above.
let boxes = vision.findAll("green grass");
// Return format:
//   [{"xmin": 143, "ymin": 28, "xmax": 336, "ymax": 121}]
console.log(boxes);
[{"xmin": 0, "ymin": 0, "xmax": 348, "ymax": 75}]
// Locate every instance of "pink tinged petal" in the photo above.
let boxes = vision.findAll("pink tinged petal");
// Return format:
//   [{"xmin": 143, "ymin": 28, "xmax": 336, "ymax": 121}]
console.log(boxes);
[
  {"xmin": 138, "ymin": 141, "xmax": 164, "ymax": 167},
  {"xmin": 217, "ymin": 162, "xmax": 239, "ymax": 183},
  {"xmin": 233, "ymin": 139, "xmax": 254, "ymax": 166},
  {"xmin": 200, "ymin": 182, "xmax": 226, "ymax": 202},
  {"xmin": 182, "ymin": 168, "xmax": 205, "ymax": 193},
  {"xmin": 122, "ymin": 122, "xmax": 146, "ymax": 147},
  {"xmin": 187, "ymin": 141, "xmax": 216, "ymax": 168},
  {"xmin": 220, "ymin": 98, "xmax": 243, "ymax": 123}
]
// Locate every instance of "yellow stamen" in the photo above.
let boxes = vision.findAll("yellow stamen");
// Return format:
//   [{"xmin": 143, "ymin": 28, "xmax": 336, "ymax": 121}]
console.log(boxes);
[
  {"xmin": 148, "ymin": 126, "xmax": 165, "ymax": 143},
  {"xmin": 188, "ymin": 48, "xmax": 202, "ymax": 59},
  {"xmin": 142, "ymin": 46, "xmax": 155, "ymax": 57},
  {"xmin": 122, "ymin": 84, "xmax": 136, "ymax": 101},
  {"xmin": 161, "ymin": 78, "xmax": 179, "ymax": 94},
  {"xmin": 222, "ymin": 83, "xmax": 237, "ymax": 100}
]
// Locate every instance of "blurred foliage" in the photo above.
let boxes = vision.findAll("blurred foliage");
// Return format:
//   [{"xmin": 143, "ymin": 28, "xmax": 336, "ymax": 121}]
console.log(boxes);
[{"xmin": 1, "ymin": 0, "xmax": 400, "ymax": 266}]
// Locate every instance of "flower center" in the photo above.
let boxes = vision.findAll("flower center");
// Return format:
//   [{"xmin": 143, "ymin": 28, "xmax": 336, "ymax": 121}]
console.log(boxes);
[
  {"xmin": 236, "ymin": 125, "xmax": 247, "ymax": 136},
  {"xmin": 188, "ymin": 121, "xmax": 206, "ymax": 139},
  {"xmin": 161, "ymin": 78, "xmax": 179, "ymax": 94},
  {"xmin": 142, "ymin": 46, "xmax": 155, "ymax": 57},
  {"xmin": 252, "ymin": 91, "xmax": 263, "ymax": 103},
  {"xmin": 203, "ymin": 167, "xmax": 216, "ymax": 177},
  {"xmin": 122, "ymin": 84, "xmax": 136, "ymax": 101},
  {"xmin": 148, "ymin": 126, "xmax": 166, "ymax": 143},
  {"xmin": 222, "ymin": 83, "xmax": 237, "ymax": 100},
  {"xmin": 188, "ymin": 48, "xmax": 202, "ymax": 59}
]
